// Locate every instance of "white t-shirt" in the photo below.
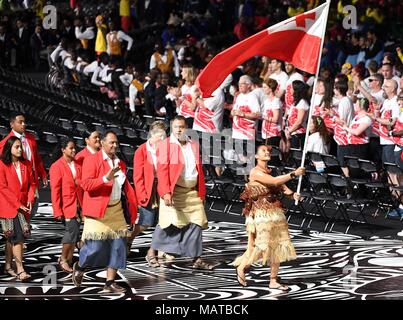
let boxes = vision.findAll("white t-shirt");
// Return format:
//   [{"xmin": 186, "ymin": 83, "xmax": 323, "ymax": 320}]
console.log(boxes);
[
  {"xmin": 193, "ymin": 88, "xmax": 225, "ymax": 133},
  {"xmin": 380, "ymin": 95, "xmax": 399, "ymax": 145},
  {"xmin": 269, "ymin": 71, "xmax": 289, "ymax": 93},
  {"xmin": 306, "ymin": 132, "xmax": 329, "ymax": 154},
  {"xmin": 348, "ymin": 114, "xmax": 372, "ymax": 145},
  {"xmin": 337, "ymin": 96, "xmax": 354, "ymax": 127},
  {"xmin": 232, "ymin": 92, "xmax": 261, "ymax": 140},
  {"xmin": 261, "ymin": 96, "xmax": 282, "ymax": 139},
  {"xmin": 252, "ymin": 87, "xmax": 265, "ymax": 110}
]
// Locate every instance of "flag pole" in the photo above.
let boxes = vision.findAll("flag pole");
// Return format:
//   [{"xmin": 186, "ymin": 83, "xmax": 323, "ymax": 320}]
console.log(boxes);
[{"xmin": 295, "ymin": 0, "xmax": 331, "ymax": 205}]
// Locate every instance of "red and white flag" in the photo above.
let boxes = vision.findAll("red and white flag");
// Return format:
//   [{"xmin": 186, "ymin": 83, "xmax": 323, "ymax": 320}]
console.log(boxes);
[{"xmin": 196, "ymin": 1, "xmax": 330, "ymax": 98}]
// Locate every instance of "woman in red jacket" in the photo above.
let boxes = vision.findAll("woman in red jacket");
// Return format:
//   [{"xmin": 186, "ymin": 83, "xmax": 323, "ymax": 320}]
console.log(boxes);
[
  {"xmin": 130, "ymin": 121, "xmax": 167, "ymax": 266},
  {"xmin": 0, "ymin": 136, "xmax": 36, "ymax": 281},
  {"xmin": 50, "ymin": 138, "xmax": 83, "ymax": 273}
]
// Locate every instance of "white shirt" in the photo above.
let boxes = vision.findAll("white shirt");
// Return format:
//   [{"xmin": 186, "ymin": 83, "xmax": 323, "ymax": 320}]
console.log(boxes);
[
  {"xmin": 106, "ymin": 30, "xmax": 133, "ymax": 54},
  {"xmin": 101, "ymin": 150, "xmax": 126, "ymax": 202},
  {"xmin": 119, "ymin": 73, "xmax": 134, "ymax": 87},
  {"xmin": 269, "ymin": 71, "xmax": 289, "ymax": 93},
  {"xmin": 14, "ymin": 162, "xmax": 22, "ymax": 185},
  {"xmin": 306, "ymin": 132, "xmax": 329, "ymax": 154},
  {"xmin": 193, "ymin": 87, "xmax": 225, "ymax": 133},
  {"xmin": 67, "ymin": 161, "xmax": 76, "ymax": 180},
  {"xmin": 149, "ymin": 49, "xmax": 180, "ymax": 78},
  {"xmin": 146, "ymin": 140, "xmax": 157, "ymax": 169},
  {"xmin": 337, "ymin": 96, "xmax": 354, "ymax": 127},
  {"xmin": 380, "ymin": 95, "xmax": 399, "ymax": 145},
  {"xmin": 170, "ymin": 135, "xmax": 198, "ymax": 181},
  {"xmin": 13, "ymin": 130, "xmax": 32, "ymax": 162},
  {"xmin": 83, "ymin": 60, "xmax": 98, "ymax": 76},
  {"xmin": 75, "ymin": 26, "xmax": 95, "ymax": 40},
  {"xmin": 232, "ymin": 91, "xmax": 261, "ymax": 140}
]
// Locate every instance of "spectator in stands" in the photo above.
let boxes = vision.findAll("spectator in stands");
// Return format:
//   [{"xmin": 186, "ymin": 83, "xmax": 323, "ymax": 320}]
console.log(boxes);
[
  {"xmin": 381, "ymin": 63, "xmax": 401, "ymax": 92},
  {"xmin": 261, "ymin": 78, "xmax": 282, "ymax": 147},
  {"xmin": 14, "ymin": 18, "xmax": 30, "ymax": 70},
  {"xmin": 0, "ymin": 136, "xmax": 35, "ymax": 281},
  {"xmin": 49, "ymin": 138, "xmax": 83, "ymax": 274},
  {"xmin": 119, "ymin": 0, "xmax": 131, "ymax": 33},
  {"xmin": 372, "ymin": 79, "xmax": 399, "ymax": 164},
  {"xmin": 60, "ymin": 18, "xmax": 75, "ymax": 42},
  {"xmin": 269, "ymin": 59, "xmax": 288, "ymax": 99},
  {"xmin": 365, "ymin": 29, "xmax": 383, "ymax": 66},
  {"xmin": 177, "ymin": 34, "xmax": 202, "ymax": 68},
  {"xmin": 307, "ymin": 115, "xmax": 330, "ymax": 155},
  {"xmin": 285, "ymin": 80, "xmax": 310, "ymax": 150},
  {"xmin": 341, "ymin": 62, "xmax": 353, "ymax": 82},
  {"xmin": 353, "ymin": 73, "xmax": 384, "ymax": 165},
  {"xmin": 75, "ymin": 130, "xmax": 101, "ymax": 167},
  {"xmin": 0, "ymin": 23, "xmax": 12, "ymax": 68},
  {"xmin": 150, "ymin": 41, "xmax": 180, "ymax": 78},
  {"xmin": 329, "ymin": 80, "xmax": 352, "ymax": 175},
  {"xmin": 231, "ymin": 75, "xmax": 261, "ymax": 162},
  {"xmin": 343, "ymin": 98, "xmax": 372, "ymax": 162},
  {"xmin": 72, "ymin": 131, "xmax": 137, "ymax": 293},
  {"xmin": 177, "ymin": 66, "xmax": 198, "ymax": 127},
  {"xmin": 106, "ymin": 20, "xmax": 133, "ymax": 62},
  {"xmin": 152, "ymin": 115, "xmax": 214, "ymax": 269},
  {"xmin": 90, "ymin": 52, "xmax": 109, "ymax": 88},
  {"xmin": 284, "ymin": 62, "xmax": 304, "ymax": 117},
  {"xmin": 29, "ymin": 25, "xmax": 45, "ymax": 70},
  {"xmin": 193, "ymin": 74, "xmax": 232, "ymax": 135},
  {"xmin": 49, "ymin": 38, "xmax": 69, "ymax": 66},
  {"xmin": 74, "ymin": 17, "xmax": 95, "ymax": 61},
  {"xmin": 130, "ymin": 121, "xmax": 167, "ymax": 264},
  {"xmin": 95, "ymin": 15, "xmax": 107, "ymax": 56}
]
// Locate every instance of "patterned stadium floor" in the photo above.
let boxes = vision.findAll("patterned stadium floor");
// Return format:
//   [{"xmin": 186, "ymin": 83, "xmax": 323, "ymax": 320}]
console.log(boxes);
[{"xmin": 2, "ymin": 202, "xmax": 403, "ymax": 300}]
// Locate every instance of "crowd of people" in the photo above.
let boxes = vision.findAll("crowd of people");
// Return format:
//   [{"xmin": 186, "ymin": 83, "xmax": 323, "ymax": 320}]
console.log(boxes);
[{"xmin": 0, "ymin": 0, "xmax": 402, "ymax": 292}]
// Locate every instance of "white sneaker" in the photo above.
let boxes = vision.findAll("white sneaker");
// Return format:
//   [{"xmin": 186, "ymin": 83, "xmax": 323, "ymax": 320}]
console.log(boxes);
[{"xmin": 397, "ymin": 230, "xmax": 403, "ymax": 237}]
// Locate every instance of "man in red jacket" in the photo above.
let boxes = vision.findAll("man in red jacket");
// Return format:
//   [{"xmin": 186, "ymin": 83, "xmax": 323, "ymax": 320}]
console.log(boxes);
[
  {"xmin": 0, "ymin": 112, "xmax": 47, "ymax": 218},
  {"xmin": 72, "ymin": 131, "xmax": 137, "ymax": 293},
  {"xmin": 151, "ymin": 115, "xmax": 214, "ymax": 269},
  {"xmin": 75, "ymin": 130, "xmax": 101, "ymax": 166}
]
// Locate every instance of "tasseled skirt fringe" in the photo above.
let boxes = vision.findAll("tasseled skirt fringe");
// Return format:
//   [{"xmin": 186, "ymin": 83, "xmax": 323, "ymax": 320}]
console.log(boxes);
[{"xmin": 232, "ymin": 208, "xmax": 297, "ymax": 266}]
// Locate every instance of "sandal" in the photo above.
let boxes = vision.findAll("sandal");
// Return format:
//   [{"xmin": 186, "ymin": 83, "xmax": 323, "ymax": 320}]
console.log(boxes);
[
  {"xmin": 145, "ymin": 255, "xmax": 160, "ymax": 268},
  {"xmin": 236, "ymin": 268, "xmax": 247, "ymax": 287},
  {"xmin": 58, "ymin": 257, "xmax": 73, "ymax": 273},
  {"xmin": 192, "ymin": 258, "xmax": 215, "ymax": 270},
  {"xmin": 158, "ymin": 251, "xmax": 175, "ymax": 261},
  {"xmin": 16, "ymin": 271, "xmax": 31, "ymax": 281},
  {"xmin": 4, "ymin": 268, "xmax": 17, "ymax": 278}
]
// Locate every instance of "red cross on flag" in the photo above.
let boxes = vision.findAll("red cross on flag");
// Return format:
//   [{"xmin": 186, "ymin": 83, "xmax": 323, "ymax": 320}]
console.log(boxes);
[{"xmin": 196, "ymin": 1, "xmax": 330, "ymax": 98}]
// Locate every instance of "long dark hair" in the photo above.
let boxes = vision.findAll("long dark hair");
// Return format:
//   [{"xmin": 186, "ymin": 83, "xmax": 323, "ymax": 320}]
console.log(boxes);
[
  {"xmin": 292, "ymin": 80, "xmax": 308, "ymax": 105},
  {"xmin": 319, "ymin": 79, "xmax": 334, "ymax": 111},
  {"xmin": 1, "ymin": 136, "xmax": 25, "ymax": 165},
  {"xmin": 311, "ymin": 116, "xmax": 331, "ymax": 145}
]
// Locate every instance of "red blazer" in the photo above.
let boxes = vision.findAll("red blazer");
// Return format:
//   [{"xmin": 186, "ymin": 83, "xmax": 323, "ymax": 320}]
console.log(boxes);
[
  {"xmin": 0, "ymin": 131, "xmax": 47, "ymax": 188},
  {"xmin": 49, "ymin": 157, "xmax": 83, "ymax": 219},
  {"xmin": 133, "ymin": 142, "xmax": 156, "ymax": 206},
  {"xmin": 156, "ymin": 136, "xmax": 206, "ymax": 200},
  {"xmin": 75, "ymin": 147, "xmax": 94, "ymax": 167},
  {"xmin": 0, "ymin": 160, "xmax": 36, "ymax": 219},
  {"xmin": 81, "ymin": 151, "xmax": 138, "ymax": 223}
]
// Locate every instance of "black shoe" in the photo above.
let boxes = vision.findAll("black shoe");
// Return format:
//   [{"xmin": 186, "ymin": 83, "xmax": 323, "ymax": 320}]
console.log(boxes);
[
  {"xmin": 72, "ymin": 262, "xmax": 84, "ymax": 287},
  {"xmin": 100, "ymin": 283, "xmax": 126, "ymax": 294}
]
